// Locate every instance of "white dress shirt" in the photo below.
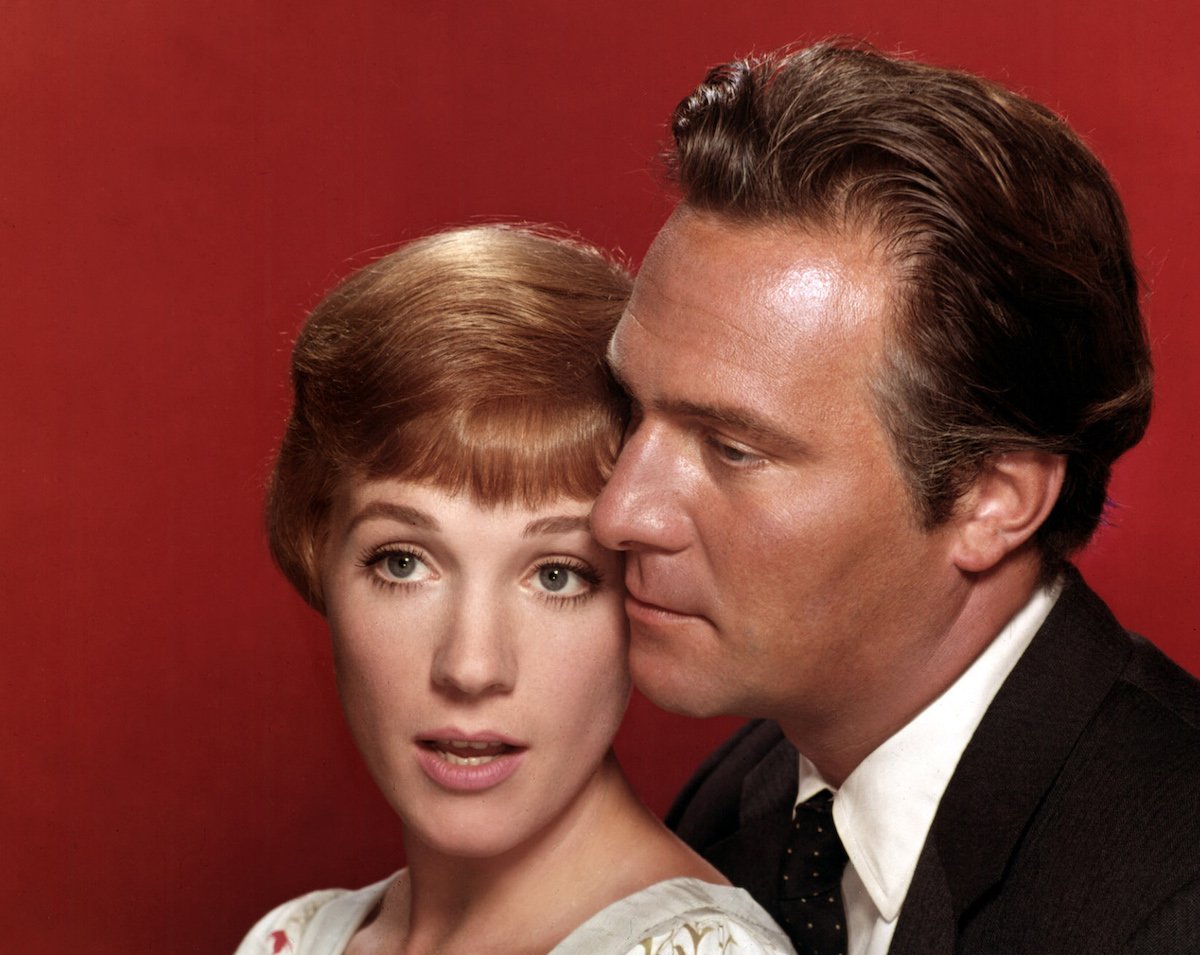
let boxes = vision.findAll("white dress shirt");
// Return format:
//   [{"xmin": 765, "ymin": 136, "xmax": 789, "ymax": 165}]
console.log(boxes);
[{"xmin": 795, "ymin": 582, "xmax": 1061, "ymax": 955}]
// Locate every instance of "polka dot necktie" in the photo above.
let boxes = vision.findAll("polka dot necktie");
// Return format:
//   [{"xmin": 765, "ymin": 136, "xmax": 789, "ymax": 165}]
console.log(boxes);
[{"xmin": 778, "ymin": 789, "xmax": 849, "ymax": 955}]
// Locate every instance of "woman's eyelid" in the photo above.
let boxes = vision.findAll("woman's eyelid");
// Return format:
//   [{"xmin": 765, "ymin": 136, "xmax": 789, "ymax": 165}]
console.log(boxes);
[
  {"xmin": 528, "ymin": 555, "xmax": 602, "ymax": 597},
  {"xmin": 359, "ymin": 539, "xmax": 430, "ymax": 564},
  {"xmin": 531, "ymin": 552, "xmax": 596, "ymax": 577},
  {"xmin": 360, "ymin": 542, "xmax": 437, "ymax": 585},
  {"xmin": 355, "ymin": 529, "xmax": 607, "ymax": 593}
]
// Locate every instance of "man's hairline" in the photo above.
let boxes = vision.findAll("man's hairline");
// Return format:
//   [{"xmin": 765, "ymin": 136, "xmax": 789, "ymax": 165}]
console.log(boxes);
[{"xmin": 607, "ymin": 210, "xmax": 918, "ymax": 472}]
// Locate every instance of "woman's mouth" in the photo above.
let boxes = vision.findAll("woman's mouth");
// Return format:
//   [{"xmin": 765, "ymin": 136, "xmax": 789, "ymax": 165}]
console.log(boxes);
[
  {"xmin": 414, "ymin": 734, "xmax": 528, "ymax": 790},
  {"xmin": 425, "ymin": 739, "xmax": 514, "ymax": 766}
]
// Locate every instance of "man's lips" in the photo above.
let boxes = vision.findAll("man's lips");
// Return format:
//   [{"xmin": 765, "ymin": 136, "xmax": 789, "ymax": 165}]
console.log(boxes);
[{"xmin": 624, "ymin": 587, "xmax": 704, "ymax": 622}]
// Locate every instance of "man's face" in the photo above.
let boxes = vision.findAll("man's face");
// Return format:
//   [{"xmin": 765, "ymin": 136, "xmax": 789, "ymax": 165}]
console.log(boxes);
[{"xmin": 591, "ymin": 209, "xmax": 965, "ymax": 739}]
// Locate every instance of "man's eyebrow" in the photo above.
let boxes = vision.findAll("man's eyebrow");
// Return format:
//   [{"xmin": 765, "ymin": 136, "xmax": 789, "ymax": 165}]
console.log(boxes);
[
  {"xmin": 663, "ymin": 397, "xmax": 809, "ymax": 458},
  {"xmin": 523, "ymin": 514, "xmax": 591, "ymax": 538},
  {"xmin": 344, "ymin": 501, "xmax": 440, "ymax": 536},
  {"xmin": 605, "ymin": 315, "xmax": 806, "ymax": 457}
]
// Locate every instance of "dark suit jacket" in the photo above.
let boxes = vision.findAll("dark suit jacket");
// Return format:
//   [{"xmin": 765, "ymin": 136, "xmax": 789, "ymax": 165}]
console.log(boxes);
[{"xmin": 667, "ymin": 570, "xmax": 1200, "ymax": 952}]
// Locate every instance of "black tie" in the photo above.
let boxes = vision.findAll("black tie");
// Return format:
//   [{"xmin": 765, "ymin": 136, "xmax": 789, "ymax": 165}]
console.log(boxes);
[{"xmin": 777, "ymin": 789, "xmax": 849, "ymax": 955}]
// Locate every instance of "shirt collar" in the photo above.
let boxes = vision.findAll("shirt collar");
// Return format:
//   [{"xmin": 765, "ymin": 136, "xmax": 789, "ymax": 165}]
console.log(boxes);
[{"xmin": 795, "ymin": 581, "xmax": 1061, "ymax": 922}]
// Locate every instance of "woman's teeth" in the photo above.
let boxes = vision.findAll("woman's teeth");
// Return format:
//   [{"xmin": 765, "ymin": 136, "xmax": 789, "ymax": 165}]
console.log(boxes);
[{"xmin": 433, "ymin": 739, "xmax": 508, "ymax": 766}]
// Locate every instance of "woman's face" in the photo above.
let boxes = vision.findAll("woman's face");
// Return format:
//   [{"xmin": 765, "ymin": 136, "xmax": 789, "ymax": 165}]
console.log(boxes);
[{"xmin": 320, "ymin": 477, "xmax": 630, "ymax": 860}]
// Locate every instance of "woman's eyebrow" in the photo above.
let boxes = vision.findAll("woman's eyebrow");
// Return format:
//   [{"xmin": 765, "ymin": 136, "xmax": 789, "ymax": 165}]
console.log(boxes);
[
  {"xmin": 523, "ymin": 515, "xmax": 590, "ymax": 538},
  {"xmin": 345, "ymin": 501, "xmax": 440, "ymax": 536}
]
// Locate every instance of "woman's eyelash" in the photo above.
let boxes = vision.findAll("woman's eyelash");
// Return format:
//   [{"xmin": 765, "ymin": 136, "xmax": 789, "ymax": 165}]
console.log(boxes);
[
  {"xmin": 354, "ymin": 549, "xmax": 603, "ymax": 599},
  {"xmin": 533, "ymin": 558, "xmax": 604, "ymax": 588},
  {"xmin": 531, "ymin": 557, "xmax": 605, "ymax": 604},
  {"xmin": 358, "ymin": 544, "xmax": 417, "ymax": 567},
  {"xmin": 357, "ymin": 545, "xmax": 430, "ymax": 588}
]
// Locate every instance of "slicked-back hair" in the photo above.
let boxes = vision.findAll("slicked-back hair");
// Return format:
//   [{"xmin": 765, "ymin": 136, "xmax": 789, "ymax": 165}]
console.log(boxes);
[
  {"xmin": 267, "ymin": 225, "xmax": 632, "ymax": 612},
  {"xmin": 669, "ymin": 41, "xmax": 1153, "ymax": 570}
]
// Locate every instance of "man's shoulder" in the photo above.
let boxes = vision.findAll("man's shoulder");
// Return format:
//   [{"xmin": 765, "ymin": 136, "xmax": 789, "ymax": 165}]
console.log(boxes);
[
  {"xmin": 666, "ymin": 720, "xmax": 795, "ymax": 846},
  {"xmin": 1036, "ymin": 569, "xmax": 1200, "ymax": 774},
  {"xmin": 951, "ymin": 568, "xmax": 1200, "ymax": 839},
  {"xmin": 1058, "ymin": 626, "xmax": 1200, "ymax": 848},
  {"xmin": 950, "ymin": 652, "xmax": 1200, "ymax": 949},
  {"xmin": 670, "ymin": 721, "xmax": 790, "ymax": 801},
  {"xmin": 1121, "ymin": 630, "xmax": 1200, "ymax": 729},
  {"xmin": 928, "ymin": 573, "xmax": 1200, "ymax": 949}
]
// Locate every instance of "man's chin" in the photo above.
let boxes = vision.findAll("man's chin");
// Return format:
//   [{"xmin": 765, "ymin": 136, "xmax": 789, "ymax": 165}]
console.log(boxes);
[{"xmin": 629, "ymin": 647, "xmax": 731, "ymax": 719}]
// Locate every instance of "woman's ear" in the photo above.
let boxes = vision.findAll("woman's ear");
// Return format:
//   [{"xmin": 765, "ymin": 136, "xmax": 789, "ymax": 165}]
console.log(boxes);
[{"xmin": 951, "ymin": 451, "xmax": 1067, "ymax": 573}]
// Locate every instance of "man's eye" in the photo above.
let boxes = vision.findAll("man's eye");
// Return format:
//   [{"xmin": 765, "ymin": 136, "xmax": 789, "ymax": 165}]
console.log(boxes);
[{"xmin": 707, "ymin": 436, "xmax": 757, "ymax": 466}]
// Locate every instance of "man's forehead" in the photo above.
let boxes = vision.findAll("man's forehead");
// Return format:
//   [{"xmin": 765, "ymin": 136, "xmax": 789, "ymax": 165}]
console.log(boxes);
[{"xmin": 623, "ymin": 212, "xmax": 890, "ymax": 360}]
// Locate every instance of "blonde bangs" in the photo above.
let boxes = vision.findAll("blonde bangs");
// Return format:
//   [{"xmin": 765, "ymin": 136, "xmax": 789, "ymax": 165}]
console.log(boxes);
[
  {"xmin": 366, "ymin": 399, "xmax": 625, "ymax": 507},
  {"xmin": 267, "ymin": 224, "xmax": 632, "ymax": 613}
]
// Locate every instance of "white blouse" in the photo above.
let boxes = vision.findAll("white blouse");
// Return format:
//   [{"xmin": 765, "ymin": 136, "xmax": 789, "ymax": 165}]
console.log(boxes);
[{"xmin": 235, "ymin": 873, "xmax": 797, "ymax": 955}]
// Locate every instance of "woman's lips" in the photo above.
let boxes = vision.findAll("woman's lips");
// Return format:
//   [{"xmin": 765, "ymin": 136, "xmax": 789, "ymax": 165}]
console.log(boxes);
[
  {"xmin": 415, "ymin": 734, "xmax": 526, "ymax": 791},
  {"xmin": 427, "ymin": 739, "xmax": 512, "ymax": 766}
]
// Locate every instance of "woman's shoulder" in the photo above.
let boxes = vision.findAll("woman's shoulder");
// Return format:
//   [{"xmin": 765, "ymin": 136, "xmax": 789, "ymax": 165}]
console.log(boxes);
[
  {"xmin": 551, "ymin": 878, "xmax": 797, "ymax": 955},
  {"xmin": 232, "ymin": 874, "xmax": 395, "ymax": 955}
]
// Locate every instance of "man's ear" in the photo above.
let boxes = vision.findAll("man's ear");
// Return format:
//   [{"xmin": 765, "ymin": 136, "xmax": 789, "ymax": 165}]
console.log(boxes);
[{"xmin": 951, "ymin": 451, "xmax": 1066, "ymax": 573}]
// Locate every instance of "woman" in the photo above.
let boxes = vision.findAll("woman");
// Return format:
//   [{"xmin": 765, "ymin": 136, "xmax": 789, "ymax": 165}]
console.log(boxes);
[{"xmin": 237, "ymin": 226, "xmax": 795, "ymax": 954}]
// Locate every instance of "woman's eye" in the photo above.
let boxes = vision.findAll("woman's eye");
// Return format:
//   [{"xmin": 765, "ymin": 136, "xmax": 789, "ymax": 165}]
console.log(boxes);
[
  {"xmin": 375, "ymin": 551, "xmax": 431, "ymax": 583},
  {"xmin": 534, "ymin": 563, "xmax": 592, "ymax": 597}
]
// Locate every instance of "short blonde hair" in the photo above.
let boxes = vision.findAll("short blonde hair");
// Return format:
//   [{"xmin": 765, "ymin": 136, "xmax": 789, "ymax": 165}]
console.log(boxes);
[{"xmin": 266, "ymin": 225, "xmax": 632, "ymax": 612}]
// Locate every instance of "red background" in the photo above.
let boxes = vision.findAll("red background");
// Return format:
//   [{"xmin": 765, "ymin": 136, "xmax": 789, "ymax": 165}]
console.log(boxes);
[{"xmin": 3, "ymin": 3, "xmax": 1197, "ymax": 951}]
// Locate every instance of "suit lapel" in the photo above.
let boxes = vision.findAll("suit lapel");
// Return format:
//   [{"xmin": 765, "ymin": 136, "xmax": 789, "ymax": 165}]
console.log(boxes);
[
  {"xmin": 702, "ymin": 732, "xmax": 799, "ymax": 913},
  {"xmin": 893, "ymin": 569, "xmax": 1132, "ymax": 945},
  {"xmin": 888, "ymin": 839, "xmax": 957, "ymax": 955}
]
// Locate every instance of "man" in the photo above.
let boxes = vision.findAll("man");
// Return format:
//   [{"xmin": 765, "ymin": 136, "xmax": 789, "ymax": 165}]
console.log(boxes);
[{"xmin": 592, "ymin": 42, "xmax": 1200, "ymax": 953}]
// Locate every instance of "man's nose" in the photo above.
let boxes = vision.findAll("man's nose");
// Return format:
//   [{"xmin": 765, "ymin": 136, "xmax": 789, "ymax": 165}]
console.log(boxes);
[
  {"xmin": 592, "ymin": 420, "xmax": 690, "ymax": 554},
  {"xmin": 430, "ymin": 596, "xmax": 517, "ymax": 697}
]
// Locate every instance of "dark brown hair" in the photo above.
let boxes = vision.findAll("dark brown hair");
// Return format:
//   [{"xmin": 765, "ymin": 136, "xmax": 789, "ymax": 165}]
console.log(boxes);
[
  {"xmin": 669, "ymin": 41, "xmax": 1153, "ymax": 569},
  {"xmin": 267, "ymin": 225, "xmax": 631, "ymax": 612}
]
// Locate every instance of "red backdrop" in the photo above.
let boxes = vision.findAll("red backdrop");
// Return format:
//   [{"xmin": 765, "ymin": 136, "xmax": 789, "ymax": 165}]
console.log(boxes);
[{"xmin": 3, "ymin": 3, "xmax": 1197, "ymax": 951}]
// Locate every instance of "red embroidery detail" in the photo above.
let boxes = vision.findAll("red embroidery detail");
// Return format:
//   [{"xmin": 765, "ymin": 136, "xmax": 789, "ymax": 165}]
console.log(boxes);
[{"xmin": 268, "ymin": 930, "xmax": 291, "ymax": 953}]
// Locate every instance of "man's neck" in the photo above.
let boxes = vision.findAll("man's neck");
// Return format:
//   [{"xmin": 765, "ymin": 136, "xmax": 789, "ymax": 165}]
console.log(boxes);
[{"xmin": 781, "ymin": 552, "xmax": 1045, "ymax": 786}]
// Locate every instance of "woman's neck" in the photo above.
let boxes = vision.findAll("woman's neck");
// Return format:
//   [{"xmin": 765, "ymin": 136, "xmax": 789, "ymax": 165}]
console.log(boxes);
[{"xmin": 351, "ymin": 752, "xmax": 721, "ymax": 955}]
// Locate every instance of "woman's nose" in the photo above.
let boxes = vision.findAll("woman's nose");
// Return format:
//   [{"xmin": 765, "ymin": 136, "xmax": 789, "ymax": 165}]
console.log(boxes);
[{"xmin": 430, "ymin": 598, "xmax": 517, "ymax": 697}]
